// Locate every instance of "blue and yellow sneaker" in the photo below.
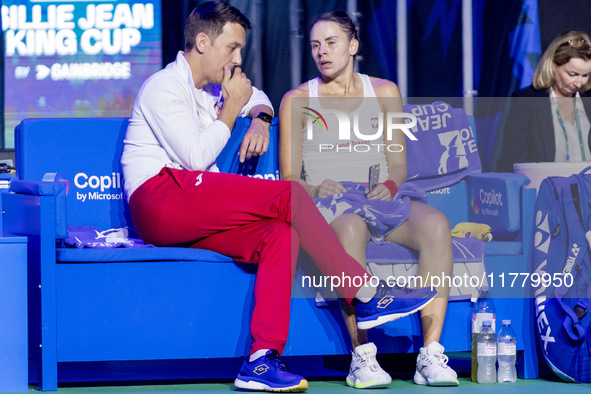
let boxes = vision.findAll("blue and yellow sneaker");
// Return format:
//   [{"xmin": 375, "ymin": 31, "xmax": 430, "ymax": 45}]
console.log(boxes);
[
  {"xmin": 234, "ymin": 350, "xmax": 308, "ymax": 392},
  {"xmin": 356, "ymin": 281, "xmax": 438, "ymax": 330}
]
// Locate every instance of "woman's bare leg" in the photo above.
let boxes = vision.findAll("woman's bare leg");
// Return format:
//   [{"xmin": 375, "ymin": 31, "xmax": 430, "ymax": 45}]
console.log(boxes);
[
  {"xmin": 385, "ymin": 202, "xmax": 453, "ymax": 345},
  {"xmin": 330, "ymin": 213, "xmax": 371, "ymax": 348}
]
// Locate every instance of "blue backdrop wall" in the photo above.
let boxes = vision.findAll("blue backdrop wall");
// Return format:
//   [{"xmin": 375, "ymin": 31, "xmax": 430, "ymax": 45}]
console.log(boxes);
[{"xmin": 162, "ymin": 0, "xmax": 543, "ymax": 109}]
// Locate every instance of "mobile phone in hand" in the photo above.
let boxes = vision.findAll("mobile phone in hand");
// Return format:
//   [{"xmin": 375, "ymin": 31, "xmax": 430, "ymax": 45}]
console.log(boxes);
[{"xmin": 369, "ymin": 164, "xmax": 380, "ymax": 192}]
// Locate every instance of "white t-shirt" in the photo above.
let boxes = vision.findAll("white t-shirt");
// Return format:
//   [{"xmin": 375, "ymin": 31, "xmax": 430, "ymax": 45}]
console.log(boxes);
[{"xmin": 121, "ymin": 51, "xmax": 272, "ymax": 200}]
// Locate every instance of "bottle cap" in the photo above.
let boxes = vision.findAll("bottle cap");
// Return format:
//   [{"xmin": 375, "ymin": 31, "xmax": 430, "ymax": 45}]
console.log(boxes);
[
  {"xmin": 482, "ymin": 320, "xmax": 491, "ymax": 326},
  {"xmin": 502, "ymin": 319, "xmax": 511, "ymax": 325}
]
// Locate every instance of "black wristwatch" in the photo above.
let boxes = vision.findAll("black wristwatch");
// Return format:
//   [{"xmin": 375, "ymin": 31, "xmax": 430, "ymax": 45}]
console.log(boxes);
[{"xmin": 254, "ymin": 112, "xmax": 273, "ymax": 124}]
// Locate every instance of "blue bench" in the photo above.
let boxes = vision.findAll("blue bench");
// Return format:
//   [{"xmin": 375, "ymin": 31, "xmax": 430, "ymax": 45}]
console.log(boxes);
[{"xmin": 1, "ymin": 116, "xmax": 538, "ymax": 390}]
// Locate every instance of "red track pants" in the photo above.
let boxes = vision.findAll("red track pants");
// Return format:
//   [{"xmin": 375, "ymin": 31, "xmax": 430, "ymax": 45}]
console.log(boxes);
[{"xmin": 129, "ymin": 168, "xmax": 369, "ymax": 355}]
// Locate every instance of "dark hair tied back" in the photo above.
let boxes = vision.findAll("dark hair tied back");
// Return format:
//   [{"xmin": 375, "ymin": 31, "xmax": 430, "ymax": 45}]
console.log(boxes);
[{"xmin": 312, "ymin": 11, "xmax": 359, "ymax": 42}]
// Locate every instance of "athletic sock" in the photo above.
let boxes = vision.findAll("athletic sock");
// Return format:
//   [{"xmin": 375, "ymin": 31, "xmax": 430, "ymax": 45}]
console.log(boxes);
[
  {"xmin": 249, "ymin": 348, "xmax": 271, "ymax": 362},
  {"xmin": 355, "ymin": 282, "xmax": 378, "ymax": 303}
]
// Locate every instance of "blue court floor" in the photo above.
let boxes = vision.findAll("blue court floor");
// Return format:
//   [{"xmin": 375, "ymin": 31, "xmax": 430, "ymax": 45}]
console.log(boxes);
[
  {"xmin": 14, "ymin": 352, "xmax": 591, "ymax": 393},
  {"xmin": 11, "ymin": 376, "xmax": 591, "ymax": 393}
]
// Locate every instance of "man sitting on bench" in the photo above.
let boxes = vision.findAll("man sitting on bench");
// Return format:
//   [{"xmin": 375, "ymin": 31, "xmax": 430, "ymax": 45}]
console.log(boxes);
[{"xmin": 121, "ymin": 1, "xmax": 437, "ymax": 391}]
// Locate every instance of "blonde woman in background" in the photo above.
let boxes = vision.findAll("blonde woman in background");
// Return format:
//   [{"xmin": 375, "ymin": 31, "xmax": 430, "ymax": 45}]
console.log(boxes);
[{"xmin": 499, "ymin": 30, "xmax": 591, "ymax": 171}]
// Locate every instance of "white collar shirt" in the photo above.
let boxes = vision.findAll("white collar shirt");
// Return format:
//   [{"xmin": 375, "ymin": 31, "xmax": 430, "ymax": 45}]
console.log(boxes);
[{"xmin": 121, "ymin": 51, "xmax": 272, "ymax": 200}]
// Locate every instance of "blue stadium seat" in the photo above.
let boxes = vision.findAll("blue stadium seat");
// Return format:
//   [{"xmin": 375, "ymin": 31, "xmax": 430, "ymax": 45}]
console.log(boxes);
[{"xmin": 1, "ymin": 114, "xmax": 538, "ymax": 390}]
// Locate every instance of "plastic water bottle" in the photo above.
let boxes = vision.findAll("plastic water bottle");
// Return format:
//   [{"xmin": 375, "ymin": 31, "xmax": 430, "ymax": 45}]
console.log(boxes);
[
  {"xmin": 497, "ymin": 319, "xmax": 517, "ymax": 383},
  {"xmin": 477, "ymin": 320, "xmax": 497, "ymax": 383},
  {"xmin": 471, "ymin": 288, "xmax": 496, "ymax": 382}
]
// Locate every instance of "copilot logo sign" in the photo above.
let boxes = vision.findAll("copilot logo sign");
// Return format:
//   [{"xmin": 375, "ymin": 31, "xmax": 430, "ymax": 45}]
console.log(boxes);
[
  {"xmin": 303, "ymin": 107, "xmax": 418, "ymax": 153},
  {"xmin": 472, "ymin": 188, "xmax": 503, "ymax": 217},
  {"xmin": 74, "ymin": 172, "xmax": 124, "ymax": 202}
]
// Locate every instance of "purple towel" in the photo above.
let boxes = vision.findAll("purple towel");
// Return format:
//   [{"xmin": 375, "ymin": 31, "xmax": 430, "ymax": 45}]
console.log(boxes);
[
  {"xmin": 314, "ymin": 182, "xmax": 427, "ymax": 243},
  {"xmin": 404, "ymin": 102, "xmax": 481, "ymax": 191},
  {"xmin": 62, "ymin": 226, "xmax": 148, "ymax": 248},
  {"xmin": 367, "ymin": 237, "xmax": 486, "ymax": 264}
]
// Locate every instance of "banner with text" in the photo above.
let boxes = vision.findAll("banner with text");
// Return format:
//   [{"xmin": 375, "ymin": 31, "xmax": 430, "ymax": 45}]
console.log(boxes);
[{"xmin": 2, "ymin": 0, "xmax": 162, "ymax": 148}]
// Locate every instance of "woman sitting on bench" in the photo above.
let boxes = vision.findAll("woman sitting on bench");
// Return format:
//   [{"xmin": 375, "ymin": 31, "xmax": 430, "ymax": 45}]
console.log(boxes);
[{"xmin": 279, "ymin": 11, "xmax": 458, "ymax": 389}]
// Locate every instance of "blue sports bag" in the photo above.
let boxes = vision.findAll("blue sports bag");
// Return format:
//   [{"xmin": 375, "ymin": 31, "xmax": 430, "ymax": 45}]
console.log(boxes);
[{"xmin": 533, "ymin": 166, "xmax": 591, "ymax": 382}]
